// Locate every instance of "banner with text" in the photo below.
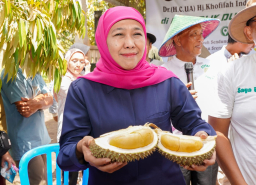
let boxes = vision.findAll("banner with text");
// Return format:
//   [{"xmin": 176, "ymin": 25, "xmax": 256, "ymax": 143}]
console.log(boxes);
[{"xmin": 146, "ymin": 0, "xmax": 248, "ymax": 56}]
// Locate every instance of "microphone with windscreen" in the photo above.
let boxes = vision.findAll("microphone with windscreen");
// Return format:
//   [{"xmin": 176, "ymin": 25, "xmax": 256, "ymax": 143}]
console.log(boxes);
[{"xmin": 184, "ymin": 62, "xmax": 194, "ymax": 90}]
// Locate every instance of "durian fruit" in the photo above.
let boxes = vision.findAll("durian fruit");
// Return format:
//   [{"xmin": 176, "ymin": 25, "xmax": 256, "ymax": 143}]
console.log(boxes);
[
  {"xmin": 89, "ymin": 123, "xmax": 158, "ymax": 162},
  {"xmin": 155, "ymin": 128, "xmax": 216, "ymax": 167}
]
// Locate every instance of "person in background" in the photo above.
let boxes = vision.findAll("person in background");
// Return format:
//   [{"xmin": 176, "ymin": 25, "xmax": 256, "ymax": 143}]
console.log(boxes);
[
  {"xmin": 57, "ymin": 6, "xmax": 217, "ymax": 185},
  {"xmin": 56, "ymin": 45, "xmax": 90, "ymax": 185},
  {"xmin": 199, "ymin": 34, "xmax": 254, "ymax": 185},
  {"xmin": 56, "ymin": 44, "xmax": 90, "ymax": 142},
  {"xmin": 207, "ymin": 33, "xmax": 254, "ymax": 65},
  {"xmin": 69, "ymin": 43, "xmax": 91, "ymax": 75},
  {"xmin": 48, "ymin": 43, "xmax": 91, "ymax": 123},
  {"xmin": 159, "ymin": 14, "xmax": 220, "ymax": 185},
  {"xmin": 208, "ymin": 0, "xmax": 256, "ymax": 184},
  {"xmin": 0, "ymin": 97, "xmax": 16, "ymax": 185},
  {"xmin": 149, "ymin": 45, "xmax": 163, "ymax": 61},
  {"xmin": 0, "ymin": 147, "xmax": 16, "ymax": 184},
  {"xmin": 146, "ymin": 33, "xmax": 164, "ymax": 66},
  {"xmin": 1, "ymin": 68, "xmax": 53, "ymax": 184},
  {"xmin": 204, "ymin": 33, "xmax": 254, "ymax": 126}
]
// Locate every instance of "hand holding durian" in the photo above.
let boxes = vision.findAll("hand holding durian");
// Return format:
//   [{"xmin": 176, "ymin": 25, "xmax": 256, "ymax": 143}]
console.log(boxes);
[
  {"xmin": 76, "ymin": 135, "xmax": 128, "ymax": 173},
  {"xmin": 77, "ymin": 123, "xmax": 217, "ymax": 173}
]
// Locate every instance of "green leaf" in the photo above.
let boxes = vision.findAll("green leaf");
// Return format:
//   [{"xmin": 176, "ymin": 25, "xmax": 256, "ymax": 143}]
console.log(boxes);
[
  {"xmin": 31, "ymin": 45, "xmax": 36, "ymax": 59},
  {"xmin": 3, "ymin": 18, "xmax": 9, "ymax": 38},
  {"xmin": 14, "ymin": 48, "xmax": 19, "ymax": 78},
  {"xmin": 54, "ymin": 67, "xmax": 60, "ymax": 93},
  {"xmin": 18, "ymin": 19, "xmax": 25, "ymax": 47},
  {"xmin": 36, "ymin": 44, "xmax": 42, "ymax": 58},
  {"xmin": 57, "ymin": 8, "xmax": 61, "ymax": 28},
  {"xmin": 58, "ymin": 54, "xmax": 63, "ymax": 71},
  {"xmin": 36, "ymin": 18, "xmax": 43, "ymax": 44},
  {"xmin": 63, "ymin": 58, "xmax": 67, "ymax": 75},
  {"xmin": 73, "ymin": 0, "xmax": 78, "ymax": 17},
  {"xmin": 4, "ymin": 0, "xmax": 10, "ymax": 16},
  {"xmin": 50, "ymin": 23, "xmax": 57, "ymax": 58},
  {"xmin": 0, "ymin": 4, "xmax": 5, "ymax": 29},
  {"xmin": 0, "ymin": 38, "xmax": 6, "ymax": 50},
  {"xmin": 71, "ymin": 4, "xmax": 76, "ymax": 28},
  {"xmin": 0, "ymin": 79, "xmax": 2, "ymax": 92},
  {"xmin": 21, "ymin": 53, "xmax": 29, "ymax": 73},
  {"xmin": 82, "ymin": 26, "xmax": 86, "ymax": 38},
  {"xmin": 77, "ymin": 2, "xmax": 81, "ymax": 21},
  {"xmin": 40, "ymin": 18, "xmax": 45, "ymax": 30},
  {"xmin": 0, "ymin": 48, "xmax": 5, "ymax": 68},
  {"xmin": 31, "ymin": 58, "xmax": 36, "ymax": 78},
  {"xmin": 14, "ymin": 47, "xmax": 19, "ymax": 65},
  {"xmin": 18, "ymin": 47, "xmax": 25, "ymax": 66},
  {"xmin": 48, "ymin": 65, "xmax": 52, "ymax": 81},
  {"xmin": 6, "ymin": 57, "xmax": 15, "ymax": 83},
  {"xmin": 32, "ymin": 19, "xmax": 38, "ymax": 50},
  {"xmin": 12, "ymin": 28, "xmax": 19, "ymax": 49}
]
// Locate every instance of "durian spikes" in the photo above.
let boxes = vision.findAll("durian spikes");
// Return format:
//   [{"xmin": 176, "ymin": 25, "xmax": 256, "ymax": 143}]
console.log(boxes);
[
  {"xmin": 161, "ymin": 134, "xmax": 203, "ymax": 153},
  {"xmin": 109, "ymin": 129, "xmax": 154, "ymax": 149}
]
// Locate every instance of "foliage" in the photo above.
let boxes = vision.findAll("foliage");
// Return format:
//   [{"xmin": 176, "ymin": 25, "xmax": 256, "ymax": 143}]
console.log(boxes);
[
  {"xmin": 0, "ymin": 0, "xmax": 86, "ymax": 92},
  {"xmin": 128, "ymin": 0, "xmax": 146, "ymax": 19},
  {"xmin": 86, "ymin": 0, "xmax": 113, "ymax": 45},
  {"xmin": 86, "ymin": 0, "xmax": 145, "ymax": 46}
]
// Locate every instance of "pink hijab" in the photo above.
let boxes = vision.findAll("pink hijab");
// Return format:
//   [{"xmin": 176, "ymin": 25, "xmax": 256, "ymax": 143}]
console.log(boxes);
[{"xmin": 79, "ymin": 6, "xmax": 176, "ymax": 89}]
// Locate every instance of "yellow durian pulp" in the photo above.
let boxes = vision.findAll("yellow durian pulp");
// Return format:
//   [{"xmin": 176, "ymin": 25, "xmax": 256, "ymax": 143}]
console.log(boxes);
[
  {"xmin": 109, "ymin": 129, "xmax": 154, "ymax": 149},
  {"xmin": 161, "ymin": 134, "xmax": 203, "ymax": 153}
]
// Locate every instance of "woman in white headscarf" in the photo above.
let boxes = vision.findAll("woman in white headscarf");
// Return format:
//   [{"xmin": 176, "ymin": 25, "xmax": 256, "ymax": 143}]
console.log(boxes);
[
  {"xmin": 55, "ymin": 46, "xmax": 90, "ymax": 185},
  {"xmin": 56, "ymin": 47, "xmax": 90, "ymax": 142}
]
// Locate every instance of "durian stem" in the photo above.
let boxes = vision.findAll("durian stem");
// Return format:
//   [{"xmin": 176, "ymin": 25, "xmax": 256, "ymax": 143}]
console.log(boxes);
[{"xmin": 145, "ymin": 122, "xmax": 159, "ymax": 129}]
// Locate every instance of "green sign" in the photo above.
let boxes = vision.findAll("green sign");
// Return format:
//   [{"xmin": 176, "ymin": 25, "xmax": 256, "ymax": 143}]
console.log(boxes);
[{"xmin": 221, "ymin": 26, "xmax": 229, "ymax": 36}]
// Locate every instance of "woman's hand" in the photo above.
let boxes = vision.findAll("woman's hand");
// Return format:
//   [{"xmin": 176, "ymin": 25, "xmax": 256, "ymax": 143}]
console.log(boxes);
[
  {"xmin": 181, "ymin": 131, "xmax": 216, "ymax": 171},
  {"xmin": 1, "ymin": 152, "xmax": 16, "ymax": 171},
  {"xmin": 182, "ymin": 150, "xmax": 216, "ymax": 171},
  {"xmin": 76, "ymin": 136, "xmax": 127, "ymax": 173}
]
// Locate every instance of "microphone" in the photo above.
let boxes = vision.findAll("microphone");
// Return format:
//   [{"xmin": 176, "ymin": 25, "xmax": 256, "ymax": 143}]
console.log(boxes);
[{"xmin": 184, "ymin": 62, "xmax": 194, "ymax": 90}]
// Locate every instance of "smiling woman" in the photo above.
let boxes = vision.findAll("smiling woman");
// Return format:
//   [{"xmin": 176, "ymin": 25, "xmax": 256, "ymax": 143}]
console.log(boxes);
[
  {"xmin": 107, "ymin": 19, "xmax": 145, "ymax": 70},
  {"xmin": 57, "ymin": 6, "xmax": 217, "ymax": 185}
]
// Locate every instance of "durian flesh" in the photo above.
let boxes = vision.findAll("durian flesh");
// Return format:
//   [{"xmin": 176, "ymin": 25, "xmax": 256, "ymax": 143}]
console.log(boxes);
[
  {"xmin": 157, "ymin": 131, "xmax": 216, "ymax": 167},
  {"xmin": 161, "ymin": 134, "xmax": 203, "ymax": 153},
  {"xmin": 89, "ymin": 124, "xmax": 157, "ymax": 162},
  {"xmin": 109, "ymin": 129, "xmax": 154, "ymax": 149}
]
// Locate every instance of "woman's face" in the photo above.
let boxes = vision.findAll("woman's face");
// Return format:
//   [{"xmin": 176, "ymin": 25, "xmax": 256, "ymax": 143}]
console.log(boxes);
[
  {"xmin": 107, "ymin": 19, "xmax": 145, "ymax": 70},
  {"xmin": 68, "ymin": 52, "xmax": 86, "ymax": 75}
]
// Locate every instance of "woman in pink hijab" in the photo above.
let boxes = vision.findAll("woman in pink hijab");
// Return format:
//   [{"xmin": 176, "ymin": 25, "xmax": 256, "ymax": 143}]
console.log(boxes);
[{"xmin": 57, "ymin": 6, "xmax": 216, "ymax": 185}]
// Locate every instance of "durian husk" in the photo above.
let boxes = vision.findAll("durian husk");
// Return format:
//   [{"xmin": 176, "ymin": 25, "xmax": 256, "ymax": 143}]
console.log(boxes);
[
  {"xmin": 158, "ymin": 145, "xmax": 215, "ymax": 166},
  {"xmin": 89, "ymin": 123, "xmax": 158, "ymax": 163},
  {"xmin": 155, "ymin": 128, "xmax": 217, "ymax": 167},
  {"xmin": 89, "ymin": 140, "xmax": 156, "ymax": 163}
]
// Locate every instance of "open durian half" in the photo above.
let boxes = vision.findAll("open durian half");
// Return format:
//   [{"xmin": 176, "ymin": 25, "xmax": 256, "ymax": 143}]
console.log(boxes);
[
  {"xmin": 89, "ymin": 123, "xmax": 158, "ymax": 162},
  {"xmin": 155, "ymin": 127, "xmax": 216, "ymax": 167}
]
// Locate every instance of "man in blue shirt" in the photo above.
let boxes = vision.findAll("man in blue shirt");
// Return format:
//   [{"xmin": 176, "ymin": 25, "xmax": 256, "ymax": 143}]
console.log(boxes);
[{"xmin": 1, "ymin": 68, "xmax": 53, "ymax": 184}]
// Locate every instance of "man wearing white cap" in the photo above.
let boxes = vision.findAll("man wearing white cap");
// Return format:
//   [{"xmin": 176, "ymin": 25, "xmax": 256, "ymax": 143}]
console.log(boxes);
[
  {"xmin": 208, "ymin": 0, "xmax": 256, "ymax": 184},
  {"xmin": 159, "ymin": 15, "xmax": 220, "ymax": 185}
]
